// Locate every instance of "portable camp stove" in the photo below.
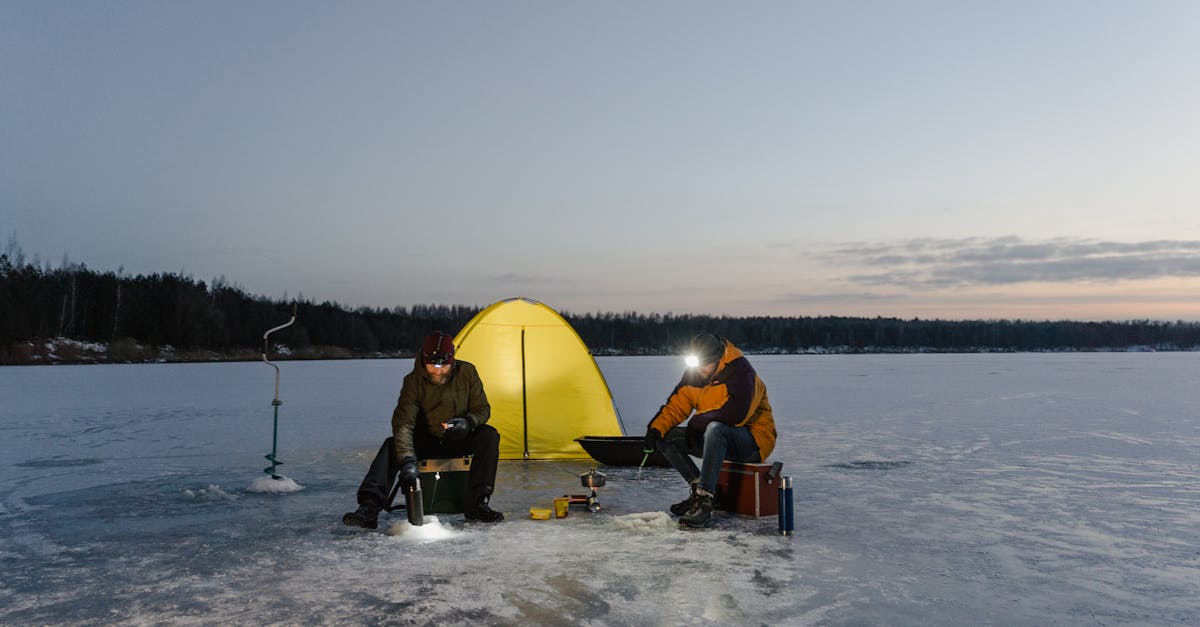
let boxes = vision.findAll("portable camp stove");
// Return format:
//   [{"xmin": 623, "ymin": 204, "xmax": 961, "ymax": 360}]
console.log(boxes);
[{"xmin": 564, "ymin": 468, "xmax": 607, "ymax": 513}]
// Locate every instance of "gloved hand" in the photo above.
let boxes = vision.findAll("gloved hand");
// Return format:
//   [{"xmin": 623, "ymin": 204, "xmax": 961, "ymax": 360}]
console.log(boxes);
[
  {"xmin": 398, "ymin": 457, "xmax": 420, "ymax": 490},
  {"xmin": 642, "ymin": 427, "xmax": 662, "ymax": 453},
  {"xmin": 442, "ymin": 417, "xmax": 471, "ymax": 442}
]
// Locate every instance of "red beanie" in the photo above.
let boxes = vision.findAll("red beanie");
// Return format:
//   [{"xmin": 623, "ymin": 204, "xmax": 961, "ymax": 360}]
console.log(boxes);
[{"xmin": 421, "ymin": 331, "xmax": 455, "ymax": 366}]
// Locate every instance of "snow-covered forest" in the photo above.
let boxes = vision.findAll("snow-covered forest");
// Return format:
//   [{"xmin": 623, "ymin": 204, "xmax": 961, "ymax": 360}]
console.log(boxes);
[{"xmin": 4, "ymin": 248, "xmax": 1200, "ymax": 365}]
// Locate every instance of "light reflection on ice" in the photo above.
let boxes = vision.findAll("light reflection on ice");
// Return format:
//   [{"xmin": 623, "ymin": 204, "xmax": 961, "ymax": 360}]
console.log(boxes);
[{"xmin": 384, "ymin": 515, "xmax": 459, "ymax": 541}]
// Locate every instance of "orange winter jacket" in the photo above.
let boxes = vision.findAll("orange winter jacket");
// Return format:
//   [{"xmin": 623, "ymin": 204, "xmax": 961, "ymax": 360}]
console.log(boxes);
[{"xmin": 647, "ymin": 340, "xmax": 776, "ymax": 460}]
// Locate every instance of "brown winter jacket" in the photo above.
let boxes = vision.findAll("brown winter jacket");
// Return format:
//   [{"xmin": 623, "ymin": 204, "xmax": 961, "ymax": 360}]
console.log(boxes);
[
  {"xmin": 647, "ymin": 340, "xmax": 776, "ymax": 460},
  {"xmin": 390, "ymin": 357, "xmax": 490, "ymax": 462}
]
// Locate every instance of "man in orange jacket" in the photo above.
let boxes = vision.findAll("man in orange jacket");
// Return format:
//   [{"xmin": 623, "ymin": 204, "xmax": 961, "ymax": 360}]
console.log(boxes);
[{"xmin": 643, "ymin": 333, "xmax": 777, "ymax": 527}]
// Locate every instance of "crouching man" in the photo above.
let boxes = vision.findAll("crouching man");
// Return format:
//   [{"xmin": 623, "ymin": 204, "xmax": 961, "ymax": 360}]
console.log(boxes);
[
  {"xmin": 643, "ymin": 333, "xmax": 777, "ymax": 527},
  {"xmin": 343, "ymin": 331, "xmax": 503, "ymax": 528}
]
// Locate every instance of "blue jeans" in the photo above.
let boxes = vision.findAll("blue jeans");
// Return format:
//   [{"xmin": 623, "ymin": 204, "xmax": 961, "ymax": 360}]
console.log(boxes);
[{"xmin": 657, "ymin": 422, "xmax": 761, "ymax": 494}]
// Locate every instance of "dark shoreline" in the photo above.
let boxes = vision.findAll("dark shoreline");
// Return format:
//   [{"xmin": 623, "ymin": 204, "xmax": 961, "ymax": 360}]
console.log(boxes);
[{"xmin": 4, "ymin": 337, "xmax": 1192, "ymax": 367}]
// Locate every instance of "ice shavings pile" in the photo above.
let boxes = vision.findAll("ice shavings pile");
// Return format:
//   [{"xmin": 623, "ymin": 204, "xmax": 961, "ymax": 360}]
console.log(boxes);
[{"xmin": 246, "ymin": 476, "xmax": 304, "ymax": 493}]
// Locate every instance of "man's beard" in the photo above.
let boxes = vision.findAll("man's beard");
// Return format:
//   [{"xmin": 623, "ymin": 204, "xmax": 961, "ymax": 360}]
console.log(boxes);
[{"xmin": 430, "ymin": 371, "xmax": 449, "ymax": 385}]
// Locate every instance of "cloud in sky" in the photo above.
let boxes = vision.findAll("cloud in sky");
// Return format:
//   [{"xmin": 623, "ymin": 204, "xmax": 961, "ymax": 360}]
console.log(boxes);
[
  {"xmin": 5, "ymin": 4, "xmax": 1200, "ymax": 320},
  {"xmin": 830, "ymin": 237, "xmax": 1200, "ymax": 289},
  {"xmin": 770, "ymin": 292, "xmax": 909, "ymax": 305}
]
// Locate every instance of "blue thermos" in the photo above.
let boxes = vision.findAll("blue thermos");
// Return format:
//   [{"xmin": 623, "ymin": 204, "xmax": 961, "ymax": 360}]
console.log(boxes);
[{"xmin": 778, "ymin": 476, "xmax": 794, "ymax": 535}]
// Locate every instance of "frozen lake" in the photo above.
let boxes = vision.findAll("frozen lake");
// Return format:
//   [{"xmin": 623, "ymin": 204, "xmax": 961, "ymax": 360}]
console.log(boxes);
[{"xmin": 2, "ymin": 353, "xmax": 1199, "ymax": 625}]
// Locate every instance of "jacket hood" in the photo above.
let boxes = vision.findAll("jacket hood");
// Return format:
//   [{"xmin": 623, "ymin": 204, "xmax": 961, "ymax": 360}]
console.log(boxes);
[{"xmin": 714, "ymin": 340, "xmax": 743, "ymax": 373}]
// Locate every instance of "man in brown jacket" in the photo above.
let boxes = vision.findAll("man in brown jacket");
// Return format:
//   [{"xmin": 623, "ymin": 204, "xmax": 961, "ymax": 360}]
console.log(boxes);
[{"xmin": 343, "ymin": 331, "xmax": 503, "ymax": 528}]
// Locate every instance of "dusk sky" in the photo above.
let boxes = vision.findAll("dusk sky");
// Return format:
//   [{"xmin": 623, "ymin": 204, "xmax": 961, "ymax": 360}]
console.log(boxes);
[{"xmin": 4, "ymin": 1, "xmax": 1199, "ymax": 320}]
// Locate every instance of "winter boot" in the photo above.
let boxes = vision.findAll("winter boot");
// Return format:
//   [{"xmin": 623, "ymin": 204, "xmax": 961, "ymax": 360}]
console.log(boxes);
[
  {"xmin": 464, "ymin": 495, "xmax": 504, "ymax": 523},
  {"xmin": 669, "ymin": 482, "xmax": 701, "ymax": 516},
  {"xmin": 678, "ymin": 493, "xmax": 714, "ymax": 528},
  {"xmin": 342, "ymin": 500, "xmax": 380, "ymax": 530}
]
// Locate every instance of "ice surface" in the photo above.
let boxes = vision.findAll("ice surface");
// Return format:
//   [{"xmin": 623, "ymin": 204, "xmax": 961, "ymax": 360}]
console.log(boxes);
[{"xmin": 2, "ymin": 354, "xmax": 1199, "ymax": 624}]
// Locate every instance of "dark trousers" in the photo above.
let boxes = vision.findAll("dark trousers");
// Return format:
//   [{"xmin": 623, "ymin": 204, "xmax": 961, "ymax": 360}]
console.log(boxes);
[{"xmin": 356, "ymin": 424, "xmax": 501, "ymax": 507}]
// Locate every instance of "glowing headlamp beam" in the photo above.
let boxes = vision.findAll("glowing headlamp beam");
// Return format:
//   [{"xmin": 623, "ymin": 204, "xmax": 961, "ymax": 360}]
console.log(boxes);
[{"xmin": 684, "ymin": 354, "xmax": 700, "ymax": 368}]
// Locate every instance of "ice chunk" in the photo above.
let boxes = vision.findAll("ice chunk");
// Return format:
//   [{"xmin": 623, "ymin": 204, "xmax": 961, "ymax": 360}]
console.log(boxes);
[
  {"xmin": 610, "ymin": 511, "xmax": 675, "ymax": 532},
  {"xmin": 183, "ymin": 484, "xmax": 237, "ymax": 501}
]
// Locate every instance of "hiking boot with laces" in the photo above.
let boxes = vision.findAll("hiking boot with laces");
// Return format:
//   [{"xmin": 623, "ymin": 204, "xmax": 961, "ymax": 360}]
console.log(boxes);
[
  {"xmin": 669, "ymin": 484, "xmax": 700, "ymax": 516},
  {"xmin": 678, "ymin": 494, "xmax": 714, "ymax": 528}
]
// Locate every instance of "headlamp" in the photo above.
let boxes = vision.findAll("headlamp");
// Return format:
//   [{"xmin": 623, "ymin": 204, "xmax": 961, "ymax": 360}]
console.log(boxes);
[
  {"xmin": 425, "ymin": 352, "xmax": 452, "ymax": 367},
  {"xmin": 684, "ymin": 354, "xmax": 700, "ymax": 369}
]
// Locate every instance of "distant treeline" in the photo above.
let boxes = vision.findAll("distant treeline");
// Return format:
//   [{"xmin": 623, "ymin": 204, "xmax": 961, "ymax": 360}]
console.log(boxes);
[{"xmin": 4, "ymin": 251, "xmax": 1200, "ymax": 364}]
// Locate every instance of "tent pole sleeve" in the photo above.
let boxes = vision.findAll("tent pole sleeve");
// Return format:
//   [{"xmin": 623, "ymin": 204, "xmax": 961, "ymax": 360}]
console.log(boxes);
[{"xmin": 521, "ymin": 327, "xmax": 529, "ymax": 458}]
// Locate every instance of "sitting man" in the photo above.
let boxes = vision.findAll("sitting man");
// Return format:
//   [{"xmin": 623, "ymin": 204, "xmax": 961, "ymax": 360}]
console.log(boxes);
[
  {"xmin": 643, "ymin": 333, "xmax": 777, "ymax": 527},
  {"xmin": 343, "ymin": 331, "xmax": 503, "ymax": 528}
]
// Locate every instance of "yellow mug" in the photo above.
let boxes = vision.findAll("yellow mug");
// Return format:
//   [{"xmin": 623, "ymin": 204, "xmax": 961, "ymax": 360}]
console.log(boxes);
[{"xmin": 553, "ymin": 497, "xmax": 570, "ymax": 518}]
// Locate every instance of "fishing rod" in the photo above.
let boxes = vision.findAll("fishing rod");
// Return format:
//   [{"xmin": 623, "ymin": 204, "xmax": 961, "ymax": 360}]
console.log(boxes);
[{"xmin": 262, "ymin": 304, "xmax": 297, "ymax": 480}]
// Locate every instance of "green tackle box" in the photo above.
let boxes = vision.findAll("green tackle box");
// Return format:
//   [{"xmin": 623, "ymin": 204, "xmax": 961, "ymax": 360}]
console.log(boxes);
[{"xmin": 418, "ymin": 456, "xmax": 473, "ymax": 514}]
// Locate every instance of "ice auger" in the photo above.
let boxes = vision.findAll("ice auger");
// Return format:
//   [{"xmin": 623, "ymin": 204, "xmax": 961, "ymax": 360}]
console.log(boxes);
[{"xmin": 261, "ymin": 304, "xmax": 297, "ymax": 479}]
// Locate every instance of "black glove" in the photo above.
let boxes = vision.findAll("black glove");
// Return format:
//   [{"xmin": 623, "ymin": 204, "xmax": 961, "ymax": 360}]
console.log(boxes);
[
  {"xmin": 398, "ymin": 457, "xmax": 420, "ymax": 490},
  {"xmin": 443, "ymin": 417, "xmax": 470, "ymax": 442},
  {"xmin": 643, "ymin": 427, "xmax": 661, "ymax": 453}
]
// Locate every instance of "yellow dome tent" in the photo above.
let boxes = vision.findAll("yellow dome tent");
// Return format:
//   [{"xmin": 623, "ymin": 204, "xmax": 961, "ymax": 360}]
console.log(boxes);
[{"xmin": 453, "ymin": 297, "xmax": 624, "ymax": 459}]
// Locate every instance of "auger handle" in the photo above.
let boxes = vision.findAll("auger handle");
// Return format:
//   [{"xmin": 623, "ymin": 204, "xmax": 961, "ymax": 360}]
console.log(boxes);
[
  {"xmin": 261, "ymin": 304, "xmax": 297, "ymax": 479},
  {"xmin": 262, "ymin": 303, "xmax": 297, "ymax": 404}
]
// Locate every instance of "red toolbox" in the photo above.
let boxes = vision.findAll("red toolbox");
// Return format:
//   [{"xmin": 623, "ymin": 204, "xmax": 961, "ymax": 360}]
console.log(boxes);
[{"xmin": 714, "ymin": 461, "xmax": 783, "ymax": 517}]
